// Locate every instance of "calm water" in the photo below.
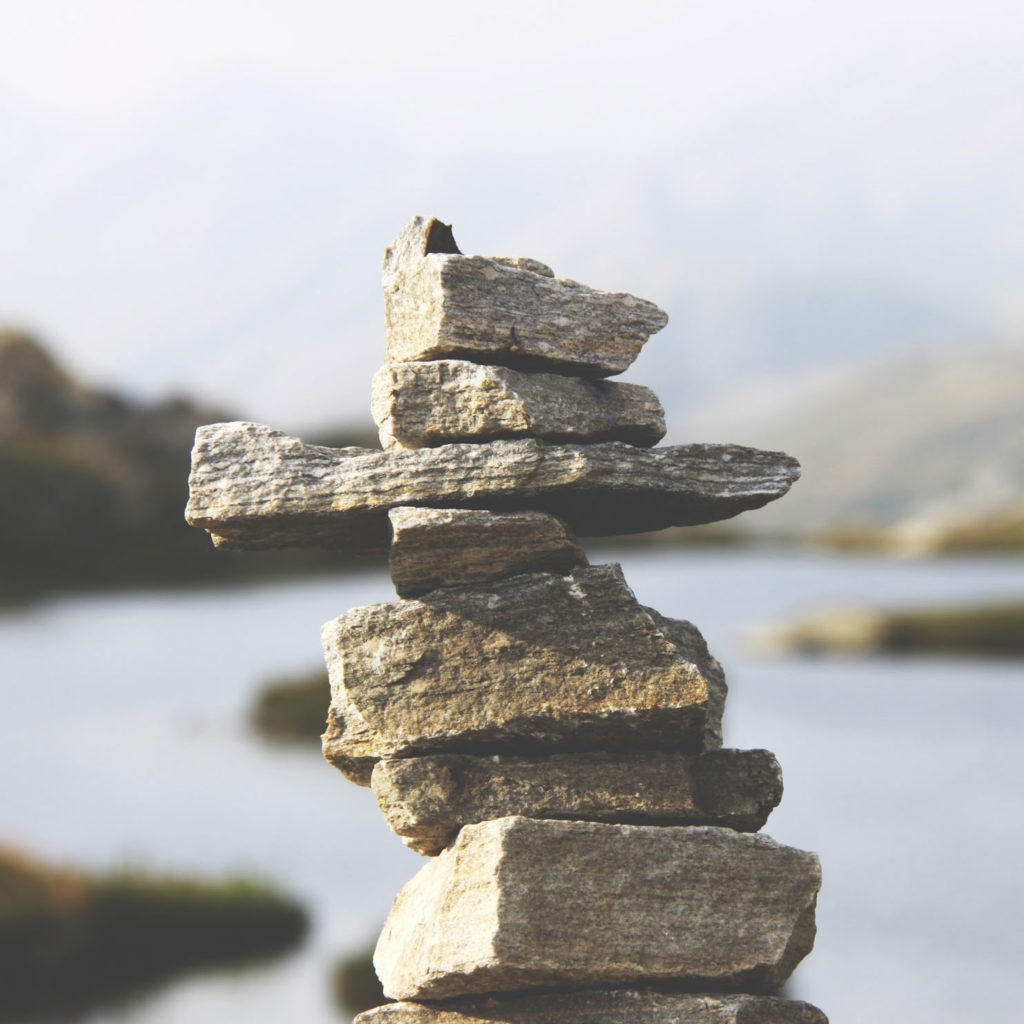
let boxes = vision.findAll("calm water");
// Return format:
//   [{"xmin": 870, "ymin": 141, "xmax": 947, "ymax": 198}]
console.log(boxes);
[{"xmin": 2, "ymin": 548, "xmax": 1022, "ymax": 1024}]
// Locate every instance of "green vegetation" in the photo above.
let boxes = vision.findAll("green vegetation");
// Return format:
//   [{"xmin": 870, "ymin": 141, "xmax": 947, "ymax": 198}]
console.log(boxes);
[
  {"xmin": 0, "ymin": 329, "xmax": 381, "ymax": 603},
  {"xmin": 757, "ymin": 601, "xmax": 1024, "ymax": 659},
  {"xmin": 880, "ymin": 602, "xmax": 1024, "ymax": 657},
  {"xmin": 332, "ymin": 945, "xmax": 388, "ymax": 1016},
  {"xmin": 0, "ymin": 847, "xmax": 308, "ymax": 1020},
  {"xmin": 251, "ymin": 670, "xmax": 331, "ymax": 743}
]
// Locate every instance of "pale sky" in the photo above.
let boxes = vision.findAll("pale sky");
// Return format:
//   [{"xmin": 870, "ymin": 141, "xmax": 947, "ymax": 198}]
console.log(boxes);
[{"xmin": 2, "ymin": 0, "xmax": 1023, "ymax": 428}]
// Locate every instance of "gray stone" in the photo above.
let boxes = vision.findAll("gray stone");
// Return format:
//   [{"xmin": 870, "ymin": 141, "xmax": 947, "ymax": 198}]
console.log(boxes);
[
  {"xmin": 372, "ymin": 748, "xmax": 783, "ymax": 855},
  {"xmin": 185, "ymin": 422, "xmax": 800, "ymax": 552},
  {"xmin": 389, "ymin": 507, "xmax": 586, "ymax": 597},
  {"xmin": 373, "ymin": 817, "xmax": 821, "ymax": 1000},
  {"xmin": 382, "ymin": 217, "xmax": 668, "ymax": 377},
  {"xmin": 371, "ymin": 360, "xmax": 666, "ymax": 449},
  {"xmin": 321, "ymin": 564, "xmax": 726, "ymax": 785},
  {"xmin": 356, "ymin": 991, "xmax": 828, "ymax": 1024}
]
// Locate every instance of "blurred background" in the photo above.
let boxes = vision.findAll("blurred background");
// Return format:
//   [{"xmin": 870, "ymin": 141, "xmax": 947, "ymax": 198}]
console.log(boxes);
[{"xmin": 2, "ymin": 2, "xmax": 1022, "ymax": 1021}]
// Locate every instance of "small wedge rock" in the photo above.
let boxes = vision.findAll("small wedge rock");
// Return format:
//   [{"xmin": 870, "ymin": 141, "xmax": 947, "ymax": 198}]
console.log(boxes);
[
  {"xmin": 371, "ymin": 360, "xmax": 666, "ymax": 449},
  {"xmin": 356, "ymin": 991, "xmax": 828, "ymax": 1024},
  {"xmin": 185, "ymin": 423, "xmax": 800, "ymax": 552},
  {"xmin": 388, "ymin": 507, "xmax": 586, "ymax": 597},
  {"xmin": 321, "ymin": 564, "xmax": 726, "ymax": 785},
  {"xmin": 374, "ymin": 817, "xmax": 821, "ymax": 1000},
  {"xmin": 372, "ymin": 748, "xmax": 783, "ymax": 855},
  {"xmin": 382, "ymin": 217, "xmax": 668, "ymax": 377}
]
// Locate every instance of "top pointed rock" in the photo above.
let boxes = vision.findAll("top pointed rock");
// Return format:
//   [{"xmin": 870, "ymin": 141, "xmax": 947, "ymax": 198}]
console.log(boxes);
[{"xmin": 382, "ymin": 217, "xmax": 669, "ymax": 377}]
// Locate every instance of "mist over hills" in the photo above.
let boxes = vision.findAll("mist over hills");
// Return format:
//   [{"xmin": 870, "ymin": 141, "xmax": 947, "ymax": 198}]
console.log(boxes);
[
  {"xmin": 2, "ymin": 73, "xmax": 1013, "ymax": 435},
  {"xmin": 689, "ymin": 344, "xmax": 1024, "ymax": 535}
]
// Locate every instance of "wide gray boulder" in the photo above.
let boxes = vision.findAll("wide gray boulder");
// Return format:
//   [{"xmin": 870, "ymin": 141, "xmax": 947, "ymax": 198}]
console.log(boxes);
[
  {"xmin": 374, "ymin": 817, "xmax": 821, "ymax": 1000},
  {"xmin": 372, "ymin": 748, "xmax": 783, "ymax": 855},
  {"xmin": 371, "ymin": 360, "xmax": 666, "ymax": 449},
  {"xmin": 321, "ymin": 564, "xmax": 726, "ymax": 785},
  {"xmin": 381, "ymin": 217, "xmax": 668, "ymax": 377},
  {"xmin": 355, "ymin": 991, "xmax": 828, "ymax": 1024},
  {"xmin": 388, "ymin": 507, "xmax": 586, "ymax": 597},
  {"xmin": 185, "ymin": 422, "xmax": 800, "ymax": 552}
]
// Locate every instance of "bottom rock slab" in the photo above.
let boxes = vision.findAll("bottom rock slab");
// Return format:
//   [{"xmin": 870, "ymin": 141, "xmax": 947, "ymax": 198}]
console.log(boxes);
[
  {"xmin": 374, "ymin": 817, "xmax": 821, "ymax": 1001},
  {"xmin": 356, "ymin": 991, "xmax": 828, "ymax": 1024}
]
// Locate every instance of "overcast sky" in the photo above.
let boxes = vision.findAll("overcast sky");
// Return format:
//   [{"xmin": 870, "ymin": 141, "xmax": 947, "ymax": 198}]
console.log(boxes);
[{"xmin": 3, "ymin": 1, "xmax": 1023, "ymax": 429}]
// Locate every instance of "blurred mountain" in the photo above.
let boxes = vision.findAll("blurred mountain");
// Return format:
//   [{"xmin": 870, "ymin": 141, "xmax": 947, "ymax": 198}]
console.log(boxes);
[
  {"xmin": 0, "ymin": 329, "xmax": 376, "ymax": 599},
  {"xmin": 690, "ymin": 344, "xmax": 1024, "ymax": 538}
]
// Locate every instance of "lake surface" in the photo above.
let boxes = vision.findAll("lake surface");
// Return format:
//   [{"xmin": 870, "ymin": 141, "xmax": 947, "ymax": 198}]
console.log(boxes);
[{"xmin": 2, "ymin": 548, "xmax": 1022, "ymax": 1024}]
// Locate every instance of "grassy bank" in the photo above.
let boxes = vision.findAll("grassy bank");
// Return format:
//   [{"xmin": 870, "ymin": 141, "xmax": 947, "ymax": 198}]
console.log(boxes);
[
  {"xmin": 755, "ymin": 600, "xmax": 1024, "ymax": 658},
  {"xmin": 0, "ymin": 847, "xmax": 308, "ymax": 1020},
  {"xmin": 250, "ymin": 670, "xmax": 331, "ymax": 743}
]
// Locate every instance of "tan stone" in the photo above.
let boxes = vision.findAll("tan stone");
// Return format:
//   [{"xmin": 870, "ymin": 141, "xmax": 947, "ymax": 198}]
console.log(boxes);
[
  {"xmin": 321, "ymin": 564, "xmax": 726, "ymax": 785},
  {"xmin": 388, "ymin": 507, "xmax": 586, "ymax": 597},
  {"xmin": 371, "ymin": 360, "xmax": 665, "ymax": 449},
  {"xmin": 356, "ymin": 991, "xmax": 829, "ymax": 1024},
  {"xmin": 371, "ymin": 748, "xmax": 782, "ymax": 855},
  {"xmin": 381, "ymin": 217, "xmax": 668, "ymax": 377},
  {"xmin": 185, "ymin": 423, "xmax": 800, "ymax": 552},
  {"xmin": 373, "ymin": 817, "xmax": 821, "ymax": 1000}
]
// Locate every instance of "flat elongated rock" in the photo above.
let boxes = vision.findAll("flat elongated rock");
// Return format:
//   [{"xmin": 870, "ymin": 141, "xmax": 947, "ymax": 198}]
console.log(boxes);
[
  {"xmin": 356, "ymin": 991, "xmax": 828, "ymax": 1024},
  {"xmin": 374, "ymin": 817, "xmax": 821, "ymax": 1000},
  {"xmin": 388, "ymin": 507, "xmax": 586, "ymax": 597},
  {"xmin": 372, "ymin": 748, "xmax": 782, "ymax": 855},
  {"xmin": 185, "ymin": 423, "xmax": 800, "ymax": 552},
  {"xmin": 382, "ymin": 217, "xmax": 668, "ymax": 376},
  {"xmin": 371, "ymin": 360, "xmax": 666, "ymax": 449},
  {"xmin": 321, "ymin": 564, "xmax": 726, "ymax": 785}
]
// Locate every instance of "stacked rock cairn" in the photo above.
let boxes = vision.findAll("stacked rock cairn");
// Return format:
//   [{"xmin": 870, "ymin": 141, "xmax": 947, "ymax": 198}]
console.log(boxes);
[{"xmin": 186, "ymin": 217, "xmax": 828, "ymax": 1024}]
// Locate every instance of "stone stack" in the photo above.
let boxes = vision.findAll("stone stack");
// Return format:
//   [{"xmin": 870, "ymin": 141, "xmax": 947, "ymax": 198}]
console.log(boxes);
[{"xmin": 185, "ymin": 217, "xmax": 828, "ymax": 1024}]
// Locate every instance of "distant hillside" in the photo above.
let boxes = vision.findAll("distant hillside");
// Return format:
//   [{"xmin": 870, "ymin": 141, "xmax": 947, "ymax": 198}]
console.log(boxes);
[
  {"xmin": 0, "ymin": 329, "xmax": 378, "ymax": 599},
  {"xmin": 688, "ymin": 345, "xmax": 1024, "ymax": 539}
]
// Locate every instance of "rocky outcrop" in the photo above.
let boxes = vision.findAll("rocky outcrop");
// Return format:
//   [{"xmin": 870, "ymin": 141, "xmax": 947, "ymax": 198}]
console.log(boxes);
[{"xmin": 185, "ymin": 216, "xmax": 826, "ymax": 1023}]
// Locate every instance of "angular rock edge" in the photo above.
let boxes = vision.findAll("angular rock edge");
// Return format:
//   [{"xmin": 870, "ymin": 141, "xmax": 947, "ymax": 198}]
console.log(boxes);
[
  {"xmin": 382, "ymin": 214, "xmax": 668, "ymax": 378},
  {"xmin": 185, "ymin": 422, "xmax": 800, "ymax": 552},
  {"xmin": 374, "ymin": 817, "xmax": 821, "ymax": 1001},
  {"xmin": 371, "ymin": 360, "xmax": 666, "ymax": 449},
  {"xmin": 371, "ymin": 748, "xmax": 783, "ymax": 855},
  {"xmin": 321, "ymin": 564, "xmax": 726, "ymax": 785},
  {"xmin": 355, "ymin": 991, "xmax": 829, "ymax": 1024},
  {"xmin": 388, "ymin": 507, "xmax": 587, "ymax": 598}
]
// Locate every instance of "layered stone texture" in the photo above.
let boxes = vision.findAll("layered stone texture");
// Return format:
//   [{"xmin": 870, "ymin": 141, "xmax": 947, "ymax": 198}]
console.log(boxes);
[
  {"xmin": 185, "ymin": 423, "xmax": 800, "ymax": 552},
  {"xmin": 321, "ymin": 564, "xmax": 726, "ymax": 785},
  {"xmin": 371, "ymin": 360, "xmax": 666, "ymax": 449},
  {"xmin": 372, "ymin": 748, "xmax": 783, "ymax": 855},
  {"xmin": 388, "ymin": 507, "xmax": 586, "ymax": 597},
  {"xmin": 356, "ymin": 991, "xmax": 829, "ymax": 1024},
  {"xmin": 373, "ymin": 817, "xmax": 821, "ymax": 1000},
  {"xmin": 381, "ymin": 216, "xmax": 668, "ymax": 377}
]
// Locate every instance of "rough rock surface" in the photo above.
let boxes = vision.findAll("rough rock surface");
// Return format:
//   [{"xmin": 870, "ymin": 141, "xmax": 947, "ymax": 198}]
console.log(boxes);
[
  {"xmin": 371, "ymin": 748, "xmax": 782, "ymax": 855},
  {"xmin": 355, "ymin": 991, "xmax": 829, "ymax": 1024},
  {"xmin": 371, "ymin": 360, "xmax": 666, "ymax": 449},
  {"xmin": 374, "ymin": 817, "xmax": 821, "ymax": 1000},
  {"xmin": 388, "ymin": 507, "xmax": 586, "ymax": 597},
  {"xmin": 381, "ymin": 216, "xmax": 668, "ymax": 377},
  {"xmin": 321, "ymin": 564, "xmax": 726, "ymax": 785},
  {"xmin": 185, "ymin": 423, "xmax": 800, "ymax": 552}
]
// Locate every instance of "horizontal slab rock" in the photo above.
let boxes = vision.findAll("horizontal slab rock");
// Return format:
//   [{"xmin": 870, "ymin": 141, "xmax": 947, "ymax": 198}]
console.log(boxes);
[
  {"xmin": 374, "ymin": 817, "xmax": 821, "ymax": 1000},
  {"xmin": 356, "ymin": 991, "xmax": 828, "ymax": 1024},
  {"xmin": 388, "ymin": 507, "xmax": 587, "ymax": 598},
  {"xmin": 322, "ymin": 564, "xmax": 726, "ymax": 785},
  {"xmin": 382, "ymin": 217, "xmax": 668, "ymax": 377},
  {"xmin": 372, "ymin": 748, "xmax": 783, "ymax": 855},
  {"xmin": 185, "ymin": 423, "xmax": 800, "ymax": 552},
  {"xmin": 371, "ymin": 360, "xmax": 666, "ymax": 449}
]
